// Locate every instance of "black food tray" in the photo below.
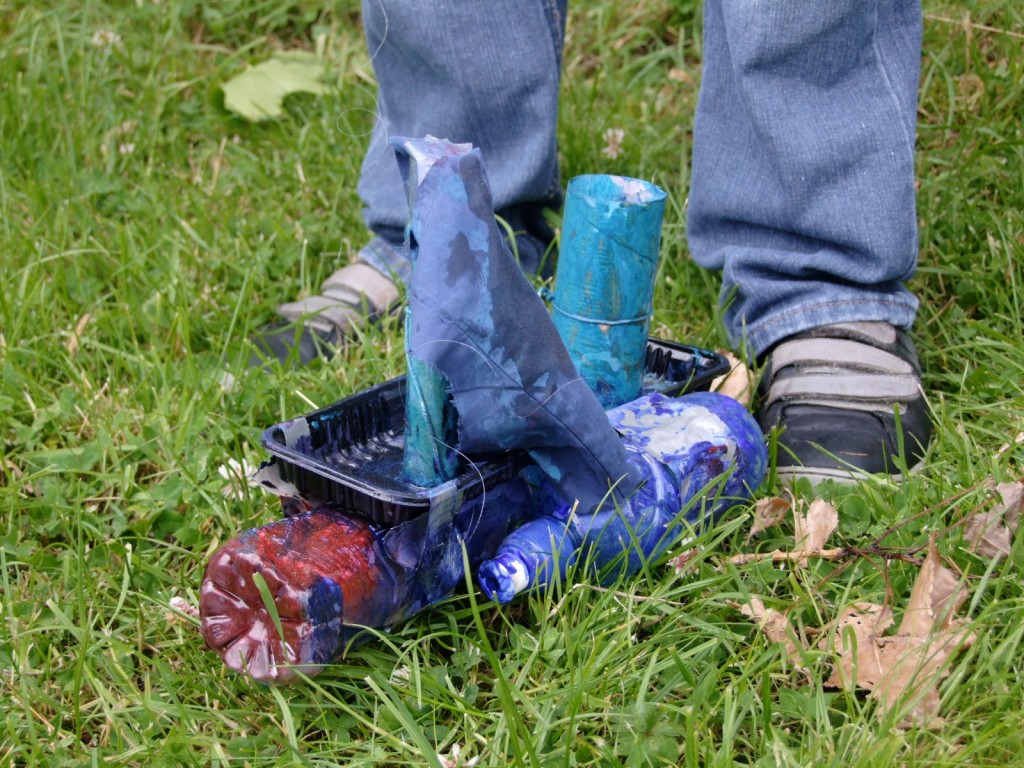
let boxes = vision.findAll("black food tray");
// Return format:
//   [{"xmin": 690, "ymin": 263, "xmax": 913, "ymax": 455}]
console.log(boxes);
[{"xmin": 261, "ymin": 338, "xmax": 728, "ymax": 527}]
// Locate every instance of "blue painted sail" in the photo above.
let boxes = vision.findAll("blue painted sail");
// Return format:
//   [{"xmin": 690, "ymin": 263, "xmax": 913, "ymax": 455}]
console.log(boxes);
[{"xmin": 395, "ymin": 136, "xmax": 643, "ymax": 512}]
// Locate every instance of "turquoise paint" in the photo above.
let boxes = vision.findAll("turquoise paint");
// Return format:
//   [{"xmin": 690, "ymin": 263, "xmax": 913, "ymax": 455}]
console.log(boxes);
[
  {"xmin": 402, "ymin": 311, "xmax": 461, "ymax": 486},
  {"xmin": 398, "ymin": 137, "xmax": 468, "ymax": 487},
  {"xmin": 552, "ymin": 175, "xmax": 667, "ymax": 408}
]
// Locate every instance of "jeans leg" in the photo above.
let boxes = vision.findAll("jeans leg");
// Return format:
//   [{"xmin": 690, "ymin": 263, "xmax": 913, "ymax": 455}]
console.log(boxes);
[
  {"xmin": 688, "ymin": 0, "xmax": 923, "ymax": 356},
  {"xmin": 358, "ymin": 0, "xmax": 567, "ymax": 281}
]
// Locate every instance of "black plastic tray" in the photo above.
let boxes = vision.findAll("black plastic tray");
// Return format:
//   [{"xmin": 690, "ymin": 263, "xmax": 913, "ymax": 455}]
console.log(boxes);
[{"xmin": 261, "ymin": 339, "xmax": 728, "ymax": 527}]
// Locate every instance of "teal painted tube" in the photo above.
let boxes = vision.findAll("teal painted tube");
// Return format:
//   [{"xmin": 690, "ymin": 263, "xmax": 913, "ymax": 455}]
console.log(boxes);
[
  {"xmin": 402, "ymin": 311, "xmax": 461, "ymax": 486},
  {"xmin": 398, "ymin": 138, "xmax": 467, "ymax": 487},
  {"xmin": 552, "ymin": 175, "xmax": 667, "ymax": 408}
]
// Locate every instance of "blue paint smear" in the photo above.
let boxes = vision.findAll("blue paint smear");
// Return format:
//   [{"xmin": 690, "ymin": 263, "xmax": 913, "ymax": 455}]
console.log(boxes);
[
  {"xmin": 477, "ymin": 391, "xmax": 767, "ymax": 603},
  {"xmin": 306, "ymin": 576, "xmax": 344, "ymax": 665}
]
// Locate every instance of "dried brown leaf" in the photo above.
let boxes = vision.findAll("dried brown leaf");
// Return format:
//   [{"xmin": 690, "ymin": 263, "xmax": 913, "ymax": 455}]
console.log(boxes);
[
  {"xmin": 739, "ymin": 597, "xmax": 806, "ymax": 662},
  {"xmin": 823, "ymin": 538, "xmax": 975, "ymax": 726},
  {"xmin": 747, "ymin": 496, "xmax": 791, "ymax": 541},
  {"xmin": 964, "ymin": 509, "xmax": 1013, "ymax": 559},
  {"xmin": 825, "ymin": 619, "xmax": 975, "ymax": 727},
  {"xmin": 710, "ymin": 351, "xmax": 753, "ymax": 405},
  {"xmin": 874, "ymin": 622, "xmax": 975, "ymax": 728},
  {"xmin": 964, "ymin": 480, "xmax": 1023, "ymax": 560},
  {"xmin": 900, "ymin": 536, "xmax": 966, "ymax": 637},
  {"xmin": 669, "ymin": 547, "xmax": 700, "ymax": 577},
  {"xmin": 819, "ymin": 601, "xmax": 893, "ymax": 653},
  {"xmin": 823, "ymin": 602, "xmax": 894, "ymax": 689},
  {"xmin": 996, "ymin": 480, "xmax": 1023, "ymax": 532},
  {"xmin": 793, "ymin": 499, "xmax": 838, "ymax": 566}
]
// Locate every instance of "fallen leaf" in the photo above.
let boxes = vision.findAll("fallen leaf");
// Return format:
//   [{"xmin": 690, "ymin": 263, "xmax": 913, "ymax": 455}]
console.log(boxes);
[
  {"xmin": 964, "ymin": 509, "xmax": 1013, "ymax": 559},
  {"xmin": 900, "ymin": 536, "xmax": 966, "ymax": 637},
  {"xmin": 793, "ymin": 499, "xmax": 838, "ymax": 566},
  {"xmin": 222, "ymin": 51, "xmax": 328, "ymax": 121},
  {"xmin": 710, "ymin": 350, "xmax": 753, "ymax": 405},
  {"xmin": 747, "ymin": 496, "xmax": 790, "ymax": 541},
  {"xmin": 738, "ymin": 597, "xmax": 806, "ymax": 664},
  {"xmin": 996, "ymin": 480, "xmax": 1023, "ymax": 532},
  {"xmin": 820, "ymin": 602, "xmax": 893, "ymax": 651},
  {"xmin": 820, "ymin": 602, "xmax": 894, "ymax": 686},
  {"xmin": 963, "ymin": 479, "xmax": 1022, "ymax": 559},
  {"xmin": 823, "ymin": 538, "xmax": 975, "ymax": 727},
  {"xmin": 875, "ymin": 623, "xmax": 974, "ymax": 728}
]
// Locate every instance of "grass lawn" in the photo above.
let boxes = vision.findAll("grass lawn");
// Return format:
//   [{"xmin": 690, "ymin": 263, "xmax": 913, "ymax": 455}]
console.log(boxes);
[{"xmin": 2, "ymin": 0, "xmax": 1023, "ymax": 765}]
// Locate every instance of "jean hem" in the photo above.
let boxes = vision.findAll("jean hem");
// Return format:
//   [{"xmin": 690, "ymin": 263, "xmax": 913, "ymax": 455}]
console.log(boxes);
[
  {"xmin": 357, "ymin": 235, "xmax": 411, "ymax": 287},
  {"xmin": 741, "ymin": 296, "xmax": 920, "ymax": 357}
]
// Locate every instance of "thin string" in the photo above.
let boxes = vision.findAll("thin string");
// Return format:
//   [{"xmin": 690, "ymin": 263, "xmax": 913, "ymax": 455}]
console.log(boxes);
[{"xmin": 549, "ymin": 301, "xmax": 652, "ymax": 327}]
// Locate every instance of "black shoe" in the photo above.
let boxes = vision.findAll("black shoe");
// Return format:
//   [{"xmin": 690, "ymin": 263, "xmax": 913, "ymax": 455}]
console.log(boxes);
[
  {"xmin": 249, "ymin": 261, "xmax": 401, "ymax": 367},
  {"xmin": 249, "ymin": 322, "xmax": 346, "ymax": 367},
  {"xmin": 757, "ymin": 321, "xmax": 931, "ymax": 485}
]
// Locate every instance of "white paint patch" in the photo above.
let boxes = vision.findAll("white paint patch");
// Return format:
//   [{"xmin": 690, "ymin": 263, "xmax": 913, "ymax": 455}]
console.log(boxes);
[
  {"xmin": 611, "ymin": 175, "xmax": 657, "ymax": 204},
  {"xmin": 616, "ymin": 404, "xmax": 735, "ymax": 464},
  {"xmin": 505, "ymin": 558, "xmax": 530, "ymax": 595},
  {"xmin": 407, "ymin": 135, "xmax": 474, "ymax": 185}
]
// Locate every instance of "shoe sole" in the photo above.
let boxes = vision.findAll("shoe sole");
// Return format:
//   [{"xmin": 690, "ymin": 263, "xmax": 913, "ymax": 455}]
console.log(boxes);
[{"xmin": 773, "ymin": 457, "xmax": 926, "ymax": 488}]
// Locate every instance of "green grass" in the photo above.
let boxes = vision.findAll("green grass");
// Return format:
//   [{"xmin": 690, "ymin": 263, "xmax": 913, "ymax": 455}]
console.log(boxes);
[{"xmin": 2, "ymin": 0, "xmax": 1023, "ymax": 764}]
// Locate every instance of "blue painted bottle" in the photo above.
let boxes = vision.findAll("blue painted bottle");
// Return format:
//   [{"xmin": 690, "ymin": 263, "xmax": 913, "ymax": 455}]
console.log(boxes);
[{"xmin": 477, "ymin": 390, "xmax": 767, "ymax": 604}]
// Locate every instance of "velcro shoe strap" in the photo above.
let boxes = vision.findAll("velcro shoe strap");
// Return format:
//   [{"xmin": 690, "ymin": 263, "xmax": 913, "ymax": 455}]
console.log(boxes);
[
  {"xmin": 275, "ymin": 295, "xmax": 366, "ymax": 335},
  {"xmin": 771, "ymin": 338, "xmax": 913, "ymax": 376},
  {"xmin": 764, "ymin": 372, "xmax": 921, "ymax": 414},
  {"xmin": 321, "ymin": 262, "xmax": 400, "ymax": 315},
  {"xmin": 821, "ymin": 321, "xmax": 897, "ymax": 348}
]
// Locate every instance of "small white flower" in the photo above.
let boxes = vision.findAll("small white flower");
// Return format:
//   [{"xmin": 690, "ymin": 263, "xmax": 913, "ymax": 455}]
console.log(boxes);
[
  {"xmin": 389, "ymin": 664, "xmax": 411, "ymax": 684},
  {"xmin": 217, "ymin": 370, "xmax": 237, "ymax": 393},
  {"xmin": 117, "ymin": 142, "xmax": 135, "ymax": 155},
  {"xmin": 91, "ymin": 29, "xmax": 121, "ymax": 49},
  {"xmin": 438, "ymin": 744, "xmax": 479, "ymax": 768},
  {"xmin": 601, "ymin": 127, "xmax": 625, "ymax": 159},
  {"xmin": 217, "ymin": 458, "xmax": 258, "ymax": 499},
  {"xmin": 165, "ymin": 595, "xmax": 200, "ymax": 625}
]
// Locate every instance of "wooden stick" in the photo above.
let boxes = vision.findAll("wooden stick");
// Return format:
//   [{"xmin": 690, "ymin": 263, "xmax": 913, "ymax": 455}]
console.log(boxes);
[
  {"xmin": 723, "ymin": 546, "xmax": 924, "ymax": 567},
  {"xmin": 724, "ymin": 548, "xmax": 848, "ymax": 566}
]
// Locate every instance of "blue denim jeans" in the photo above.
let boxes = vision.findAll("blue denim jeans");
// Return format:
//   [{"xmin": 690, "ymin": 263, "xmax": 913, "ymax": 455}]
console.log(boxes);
[
  {"xmin": 355, "ymin": 0, "xmax": 922, "ymax": 356},
  {"xmin": 357, "ymin": 0, "xmax": 568, "ymax": 281}
]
